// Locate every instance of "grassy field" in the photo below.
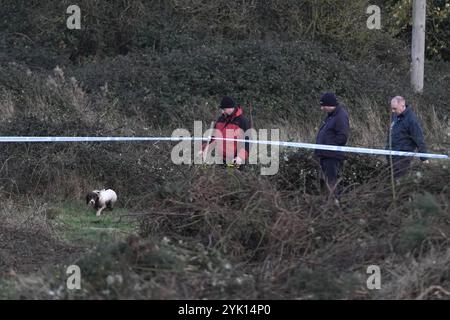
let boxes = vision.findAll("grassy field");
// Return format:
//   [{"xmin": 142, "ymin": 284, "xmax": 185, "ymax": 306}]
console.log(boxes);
[
  {"xmin": 0, "ymin": 199, "xmax": 140, "ymax": 298},
  {"xmin": 50, "ymin": 201, "xmax": 139, "ymax": 245}
]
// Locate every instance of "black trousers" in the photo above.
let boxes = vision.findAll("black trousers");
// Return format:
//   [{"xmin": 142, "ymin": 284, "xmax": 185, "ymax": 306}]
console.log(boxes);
[
  {"xmin": 390, "ymin": 156, "xmax": 412, "ymax": 179},
  {"xmin": 319, "ymin": 157, "xmax": 343, "ymax": 197}
]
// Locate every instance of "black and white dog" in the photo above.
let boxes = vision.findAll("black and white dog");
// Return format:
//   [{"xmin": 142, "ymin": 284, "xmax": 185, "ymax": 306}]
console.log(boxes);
[{"xmin": 86, "ymin": 189, "xmax": 118, "ymax": 216}]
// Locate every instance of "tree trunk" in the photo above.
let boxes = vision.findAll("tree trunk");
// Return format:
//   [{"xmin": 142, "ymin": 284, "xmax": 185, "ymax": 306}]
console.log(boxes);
[{"xmin": 411, "ymin": 0, "xmax": 427, "ymax": 94}]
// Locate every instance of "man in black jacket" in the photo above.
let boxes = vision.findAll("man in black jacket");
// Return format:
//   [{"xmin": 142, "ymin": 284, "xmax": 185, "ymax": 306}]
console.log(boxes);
[
  {"xmin": 315, "ymin": 93, "xmax": 350, "ymax": 198},
  {"xmin": 386, "ymin": 96, "xmax": 429, "ymax": 179}
]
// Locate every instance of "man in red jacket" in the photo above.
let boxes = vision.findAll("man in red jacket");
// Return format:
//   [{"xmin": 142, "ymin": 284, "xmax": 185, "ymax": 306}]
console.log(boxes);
[{"xmin": 199, "ymin": 96, "xmax": 251, "ymax": 167}]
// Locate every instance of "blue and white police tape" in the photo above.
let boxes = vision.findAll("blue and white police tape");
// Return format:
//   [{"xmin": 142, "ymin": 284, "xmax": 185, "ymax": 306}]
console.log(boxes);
[{"xmin": 0, "ymin": 136, "xmax": 447, "ymax": 159}]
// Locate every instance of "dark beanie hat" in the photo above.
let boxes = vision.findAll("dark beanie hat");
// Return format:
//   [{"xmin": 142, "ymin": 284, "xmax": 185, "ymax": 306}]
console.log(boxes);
[
  {"xmin": 320, "ymin": 93, "xmax": 338, "ymax": 107},
  {"xmin": 219, "ymin": 96, "xmax": 236, "ymax": 109}
]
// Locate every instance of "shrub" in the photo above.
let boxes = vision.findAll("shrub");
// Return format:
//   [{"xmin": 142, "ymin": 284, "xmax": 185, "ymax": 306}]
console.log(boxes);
[{"xmin": 386, "ymin": 0, "xmax": 450, "ymax": 61}]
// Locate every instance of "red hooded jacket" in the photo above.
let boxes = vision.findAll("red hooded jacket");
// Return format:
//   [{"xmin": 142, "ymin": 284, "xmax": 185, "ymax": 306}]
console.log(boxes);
[{"xmin": 202, "ymin": 106, "xmax": 251, "ymax": 161}]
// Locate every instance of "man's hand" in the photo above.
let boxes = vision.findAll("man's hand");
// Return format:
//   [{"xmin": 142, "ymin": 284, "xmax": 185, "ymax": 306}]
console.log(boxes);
[
  {"xmin": 422, "ymin": 160, "xmax": 430, "ymax": 164},
  {"xmin": 233, "ymin": 156, "xmax": 243, "ymax": 166}
]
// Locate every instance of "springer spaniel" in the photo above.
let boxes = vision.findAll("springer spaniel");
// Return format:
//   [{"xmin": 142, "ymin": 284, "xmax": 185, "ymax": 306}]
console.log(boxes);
[{"xmin": 86, "ymin": 189, "xmax": 117, "ymax": 216}]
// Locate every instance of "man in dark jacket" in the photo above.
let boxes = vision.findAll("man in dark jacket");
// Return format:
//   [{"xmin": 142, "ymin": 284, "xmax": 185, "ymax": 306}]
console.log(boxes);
[
  {"xmin": 315, "ymin": 93, "xmax": 350, "ymax": 197},
  {"xmin": 386, "ymin": 96, "xmax": 429, "ymax": 179},
  {"xmin": 200, "ymin": 96, "xmax": 251, "ymax": 167}
]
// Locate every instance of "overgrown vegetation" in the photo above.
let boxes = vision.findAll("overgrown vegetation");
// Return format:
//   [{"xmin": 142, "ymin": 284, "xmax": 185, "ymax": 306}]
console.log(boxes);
[
  {"xmin": 2, "ymin": 162, "xmax": 449, "ymax": 299},
  {"xmin": 386, "ymin": 0, "xmax": 450, "ymax": 61},
  {"xmin": 0, "ymin": 0, "xmax": 449, "ymax": 300}
]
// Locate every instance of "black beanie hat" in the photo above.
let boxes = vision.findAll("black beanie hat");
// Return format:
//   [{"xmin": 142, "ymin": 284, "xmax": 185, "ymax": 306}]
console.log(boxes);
[
  {"xmin": 320, "ymin": 93, "xmax": 338, "ymax": 107},
  {"xmin": 219, "ymin": 96, "xmax": 236, "ymax": 109}
]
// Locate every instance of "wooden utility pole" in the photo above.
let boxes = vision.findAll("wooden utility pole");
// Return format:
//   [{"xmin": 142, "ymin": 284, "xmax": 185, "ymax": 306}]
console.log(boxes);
[{"xmin": 411, "ymin": 0, "xmax": 427, "ymax": 93}]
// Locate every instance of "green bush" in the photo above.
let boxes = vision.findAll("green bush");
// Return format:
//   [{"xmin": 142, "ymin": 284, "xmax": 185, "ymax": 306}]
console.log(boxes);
[
  {"xmin": 397, "ymin": 220, "xmax": 429, "ymax": 253},
  {"xmin": 412, "ymin": 192, "xmax": 441, "ymax": 216},
  {"xmin": 386, "ymin": 0, "xmax": 450, "ymax": 61},
  {"xmin": 0, "ymin": 0, "xmax": 405, "ymax": 61}
]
